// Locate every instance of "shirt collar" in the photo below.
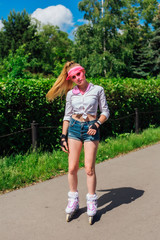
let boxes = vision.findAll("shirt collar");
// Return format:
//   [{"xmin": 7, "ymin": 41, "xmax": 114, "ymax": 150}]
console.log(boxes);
[{"xmin": 72, "ymin": 83, "xmax": 94, "ymax": 95}]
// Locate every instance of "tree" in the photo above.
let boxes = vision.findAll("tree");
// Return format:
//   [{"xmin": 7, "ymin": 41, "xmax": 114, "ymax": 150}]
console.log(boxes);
[
  {"xmin": 0, "ymin": 10, "xmax": 37, "ymax": 57},
  {"xmin": 78, "ymin": 0, "xmax": 101, "ymax": 24},
  {"xmin": 0, "ymin": 31, "xmax": 8, "ymax": 59},
  {"xmin": 150, "ymin": 5, "xmax": 160, "ymax": 76},
  {"xmin": 3, "ymin": 45, "xmax": 30, "ymax": 79},
  {"xmin": 130, "ymin": 2, "xmax": 160, "ymax": 78},
  {"xmin": 72, "ymin": 23, "xmax": 103, "ymax": 77},
  {"xmin": 36, "ymin": 24, "xmax": 73, "ymax": 74},
  {"xmin": 0, "ymin": 10, "xmax": 73, "ymax": 75},
  {"xmin": 73, "ymin": 0, "xmax": 159, "ymax": 78},
  {"xmin": 131, "ymin": 41, "xmax": 154, "ymax": 78},
  {"xmin": 73, "ymin": 0, "xmax": 133, "ymax": 77}
]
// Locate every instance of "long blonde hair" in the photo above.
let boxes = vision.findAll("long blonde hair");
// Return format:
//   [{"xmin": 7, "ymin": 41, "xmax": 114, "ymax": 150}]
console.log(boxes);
[{"xmin": 46, "ymin": 61, "xmax": 80, "ymax": 101}]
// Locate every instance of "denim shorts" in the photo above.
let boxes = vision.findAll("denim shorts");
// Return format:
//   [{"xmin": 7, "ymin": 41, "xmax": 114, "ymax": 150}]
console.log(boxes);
[{"xmin": 68, "ymin": 118, "xmax": 100, "ymax": 142}]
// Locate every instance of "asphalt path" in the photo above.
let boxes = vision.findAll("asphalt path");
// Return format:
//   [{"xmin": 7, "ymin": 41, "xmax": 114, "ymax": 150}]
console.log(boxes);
[{"xmin": 0, "ymin": 143, "xmax": 160, "ymax": 240}]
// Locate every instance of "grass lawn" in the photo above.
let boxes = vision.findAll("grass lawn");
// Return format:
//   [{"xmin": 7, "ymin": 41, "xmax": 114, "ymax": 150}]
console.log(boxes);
[{"xmin": 0, "ymin": 126, "xmax": 160, "ymax": 194}]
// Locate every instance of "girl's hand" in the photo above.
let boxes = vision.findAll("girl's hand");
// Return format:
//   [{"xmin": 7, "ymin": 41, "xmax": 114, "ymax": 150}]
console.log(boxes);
[
  {"xmin": 60, "ymin": 134, "xmax": 69, "ymax": 153},
  {"xmin": 61, "ymin": 139, "xmax": 69, "ymax": 153},
  {"xmin": 87, "ymin": 127, "xmax": 96, "ymax": 135},
  {"xmin": 87, "ymin": 123, "xmax": 99, "ymax": 135}
]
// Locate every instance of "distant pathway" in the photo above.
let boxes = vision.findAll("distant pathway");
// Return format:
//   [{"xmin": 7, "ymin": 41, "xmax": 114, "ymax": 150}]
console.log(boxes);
[{"xmin": 0, "ymin": 143, "xmax": 160, "ymax": 240}]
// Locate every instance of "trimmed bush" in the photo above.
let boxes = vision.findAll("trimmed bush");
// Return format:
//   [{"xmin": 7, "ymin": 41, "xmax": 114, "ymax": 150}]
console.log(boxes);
[
  {"xmin": 0, "ymin": 77, "xmax": 160, "ymax": 155},
  {"xmin": 94, "ymin": 77, "xmax": 160, "ymax": 136},
  {"xmin": 0, "ymin": 77, "xmax": 65, "ymax": 155}
]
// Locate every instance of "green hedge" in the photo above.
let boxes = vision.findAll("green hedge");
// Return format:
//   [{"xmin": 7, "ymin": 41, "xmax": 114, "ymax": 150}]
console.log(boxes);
[
  {"xmin": 0, "ymin": 77, "xmax": 160, "ymax": 155},
  {"xmin": 94, "ymin": 77, "xmax": 160, "ymax": 136},
  {"xmin": 0, "ymin": 78, "xmax": 65, "ymax": 155}
]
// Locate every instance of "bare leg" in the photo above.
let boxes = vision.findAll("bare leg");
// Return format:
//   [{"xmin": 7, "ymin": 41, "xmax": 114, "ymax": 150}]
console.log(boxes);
[
  {"xmin": 68, "ymin": 139, "xmax": 83, "ymax": 192},
  {"xmin": 84, "ymin": 141, "xmax": 99, "ymax": 195}
]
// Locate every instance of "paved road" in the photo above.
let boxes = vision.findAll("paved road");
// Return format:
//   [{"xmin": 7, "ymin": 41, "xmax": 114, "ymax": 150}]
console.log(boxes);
[{"xmin": 0, "ymin": 143, "xmax": 160, "ymax": 240}]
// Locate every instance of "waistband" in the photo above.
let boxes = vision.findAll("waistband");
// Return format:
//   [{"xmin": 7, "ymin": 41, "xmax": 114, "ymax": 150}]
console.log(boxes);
[{"xmin": 70, "ymin": 117, "xmax": 96, "ymax": 125}]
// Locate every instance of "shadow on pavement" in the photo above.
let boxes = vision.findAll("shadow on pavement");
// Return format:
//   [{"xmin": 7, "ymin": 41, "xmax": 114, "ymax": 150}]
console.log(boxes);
[
  {"xmin": 71, "ymin": 206, "xmax": 87, "ymax": 221},
  {"xmin": 69, "ymin": 187, "xmax": 144, "ymax": 224},
  {"xmin": 93, "ymin": 187, "xmax": 144, "ymax": 223}
]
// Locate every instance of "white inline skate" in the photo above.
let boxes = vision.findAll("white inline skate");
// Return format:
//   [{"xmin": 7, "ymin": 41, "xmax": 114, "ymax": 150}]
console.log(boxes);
[
  {"xmin": 86, "ymin": 193, "xmax": 98, "ymax": 225},
  {"xmin": 65, "ymin": 191, "xmax": 79, "ymax": 222}
]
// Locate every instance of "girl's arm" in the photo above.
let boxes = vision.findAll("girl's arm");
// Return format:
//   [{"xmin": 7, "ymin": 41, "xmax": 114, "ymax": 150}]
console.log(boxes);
[
  {"xmin": 61, "ymin": 91, "xmax": 73, "ymax": 153},
  {"xmin": 61, "ymin": 120, "xmax": 70, "ymax": 153},
  {"xmin": 96, "ymin": 114, "xmax": 107, "ymax": 125},
  {"xmin": 62, "ymin": 120, "xmax": 69, "ymax": 135}
]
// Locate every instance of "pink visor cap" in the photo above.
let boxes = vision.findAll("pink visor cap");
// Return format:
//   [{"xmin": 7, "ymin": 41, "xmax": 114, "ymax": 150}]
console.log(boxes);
[{"xmin": 66, "ymin": 66, "xmax": 85, "ymax": 80}]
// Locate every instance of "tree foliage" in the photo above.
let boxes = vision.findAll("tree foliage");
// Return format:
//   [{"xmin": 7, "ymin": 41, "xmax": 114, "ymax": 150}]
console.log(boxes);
[
  {"xmin": 0, "ymin": 3, "xmax": 160, "ymax": 78},
  {"xmin": 72, "ymin": 0, "xmax": 159, "ymax": 78},
  {"xmin": 3, "ymin": 45, "xmax": 31, "ymax": 79},
  {"xmin": 150, "ymin": 6, "xmax": 160, "ymax": 76},
  {"xmin": 0, "ymin": 10, "xmax": 37, "ymax": 56},
  {"xmin": 0, "ymin": 10, "xmax": 73, "ymax": 75},
  {"xmin": 37, "ymin": 25, "xmax": 73, "ymax": 74}
]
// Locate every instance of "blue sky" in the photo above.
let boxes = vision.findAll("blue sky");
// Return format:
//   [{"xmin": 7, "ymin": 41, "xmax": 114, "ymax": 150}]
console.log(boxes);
[
  {"xmin": 0, "ymin": 0, "xmax": 160, "ymax": 39},
  {"xmin": 0, "ymin": 0, "xmax": 85, "ymax": 38}
]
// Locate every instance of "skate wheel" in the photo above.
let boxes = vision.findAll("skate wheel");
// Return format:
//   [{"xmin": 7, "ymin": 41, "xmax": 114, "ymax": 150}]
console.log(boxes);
[
  {"xmin": 66, "ymin": 214, "xmax": 71, "ymax": 222},
  {"xmin": 89, "ymin": 216, "xmax": 93, "ymax": 225}
]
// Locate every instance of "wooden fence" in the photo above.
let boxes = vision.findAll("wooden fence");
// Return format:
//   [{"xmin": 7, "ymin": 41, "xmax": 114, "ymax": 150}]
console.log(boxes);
[{"xmin": 0, "ymin": 108, "xmax": 160, "ymax": 151}]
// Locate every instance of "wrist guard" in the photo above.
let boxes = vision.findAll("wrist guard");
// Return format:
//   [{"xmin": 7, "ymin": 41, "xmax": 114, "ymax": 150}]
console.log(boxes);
[
  {"xmin": 96, "ymin": 120, "xmax": 102, "ymax": 126},
  {"xmin": 60, "ymin": 134, "xmax": 67, "ymax": 147},
  {"xmin": 90, "ymin": 123, "xmax": 98, "ymax": 131},
  {"xmin": 61, "ymin": 134, "xmax": 67, "ymax": 139}
]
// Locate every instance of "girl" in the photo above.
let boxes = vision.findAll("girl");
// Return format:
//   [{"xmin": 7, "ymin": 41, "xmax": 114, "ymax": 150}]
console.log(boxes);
[{"xmin": 46, "ymin": 61, "xmax": 110, "ymax": 224}]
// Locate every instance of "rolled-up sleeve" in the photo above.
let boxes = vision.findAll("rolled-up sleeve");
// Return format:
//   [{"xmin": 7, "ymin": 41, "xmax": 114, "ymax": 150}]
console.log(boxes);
[
  {"xmin": 98, "ymin": 87, "xmax": 110, "ymax": 119},
  {"xmin": 63, "ymin": 92, "xmax": 73, "ymax": 121}
]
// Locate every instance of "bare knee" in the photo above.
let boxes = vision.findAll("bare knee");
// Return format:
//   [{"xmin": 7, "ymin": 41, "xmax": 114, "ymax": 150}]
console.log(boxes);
[
  {"xmin": 69, "ymin": 166, "xmax": 78, "ymax": 175},
  {"xmin": 85, "ymin": 166, "xmax": 95, "ymax": 176}
]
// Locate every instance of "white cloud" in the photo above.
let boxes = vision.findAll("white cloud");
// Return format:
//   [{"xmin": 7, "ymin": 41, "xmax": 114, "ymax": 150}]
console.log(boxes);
[
  {"xmin": 31, "ymin": 5, "xmax": 74, "ymax": 32},
  {"xmin": 77, "ymin": 18, "xmax": 92, "ymax": 27},
  {"xmin": 0, "ymin": 20, "xmax": 4, "ymax": 30},
  {"xmin": 77, "ymin": 19, "xmax": 89, "ymax": 24}
]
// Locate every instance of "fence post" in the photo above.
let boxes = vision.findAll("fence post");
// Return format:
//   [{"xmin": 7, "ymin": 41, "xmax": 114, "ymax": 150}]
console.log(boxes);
[
  {"xmin": 31, "ymin": 120, "xmax": 38, "ymax": 151},
  {"xmin": 135, "ymin": 108, "xmax": 139, "ymax": 134}
]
